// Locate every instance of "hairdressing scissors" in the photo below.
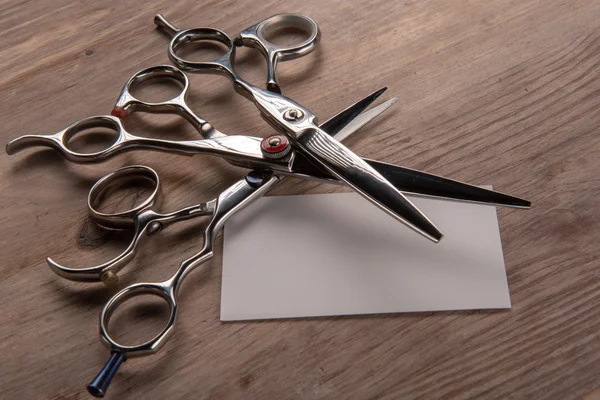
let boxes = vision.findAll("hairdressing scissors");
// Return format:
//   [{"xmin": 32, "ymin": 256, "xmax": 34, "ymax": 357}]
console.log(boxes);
[
  {"xmin": 6, "ymin": 67, "xmax": 531, "ymax": 237},
  {"xmin": 6, "ymin": 64, "xmax": 530, "ymax": 240},
  {"xmin": 86, "ymin": 166, "xmax": 279, "ymax": 397},
  {"xmin": 152, "ymin": 13, "xmax": 447, "ymax": 242}
]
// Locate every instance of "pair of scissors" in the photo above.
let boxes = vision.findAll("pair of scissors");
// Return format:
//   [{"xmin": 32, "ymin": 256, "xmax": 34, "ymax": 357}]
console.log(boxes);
[
  {"xmin": 5, "ymin": 65, "xmax": 530, "ymax": 229},
  {"xmin": 148, "ymin": 13, "xmax": 449, "ymax": 242},
  {"xmin": 83, "ymin": 166, "xmax": 279, "ymax": 397}
]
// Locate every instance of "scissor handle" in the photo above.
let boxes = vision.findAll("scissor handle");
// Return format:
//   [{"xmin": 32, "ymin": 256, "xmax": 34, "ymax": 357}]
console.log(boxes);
[
  {"xmin": 236, "ymin": 14, "xmax": 320, "ymax": 93},
  {"xmin": 87, "ymin": 281, "xmax": 176, "ymax": 397},
  {"xmin": 95, "ymin": 171, "xmax": 278, "ymax": 354},
  {"xmin": 111, "ymin": 65, "xmax": 225, "ymax": 139},
  {"xmin": 87, "ymin": 171, "xmax": 279, "ymax": 396},
  {"xmin": 154, "ymin": 14, "xmax": 320, "ymax": 93},
  {"xmin": 5, "ymin": 115, "xmax": 132, "ymax": 163}
]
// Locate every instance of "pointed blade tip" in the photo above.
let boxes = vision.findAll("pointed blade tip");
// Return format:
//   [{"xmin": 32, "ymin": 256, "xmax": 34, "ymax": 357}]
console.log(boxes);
[
  {"xmin": 375, "ymin": 87, "xmax": 388, "ymax": 95},
  {"xmin": 426, "ymin": 228, "xmax": 443, "ymax": 243}
]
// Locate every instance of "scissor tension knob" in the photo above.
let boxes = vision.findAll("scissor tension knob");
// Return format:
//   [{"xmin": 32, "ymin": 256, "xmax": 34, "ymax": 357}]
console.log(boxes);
[
  {"xmin": 283, "ymin": 108, "xmax": 304, "ymax": 122},
  {"xmin": 261, "ymin": 135, "xmax": 290, "ymax": 159}
]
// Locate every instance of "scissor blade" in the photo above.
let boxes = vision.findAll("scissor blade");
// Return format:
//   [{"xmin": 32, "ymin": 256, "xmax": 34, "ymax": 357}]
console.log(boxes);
[
  {"xmin": 293, "ymin": 127, "xmax": 443, "ymax": 242},
  {"xmin": 319, "ymin": 87, "xmax": 387, "ymax": 137},
  {"xmin": 319, "ymin": 98, "xmax": 529, "ymax": 208},
  {"xmin": 364, "ymin": 159, "xmax": 531, "ymax": 208},
  {"xmin": 333, "ymin": 97, "xmax": 398, "ymax": 142}
]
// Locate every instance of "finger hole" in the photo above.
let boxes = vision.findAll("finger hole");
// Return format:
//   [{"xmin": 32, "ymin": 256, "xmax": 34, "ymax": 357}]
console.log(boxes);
[
  {"xmin": 175, "ymin": 40, "xmax": 230, "ymax": 63},
  {"xmin": 172, "ymin": 29, "xmax": 232, "ymax": 63},
  {"xmin": 262, "ymin": 26, "xmax": 311, "ymax": 47},
  {"xmin": 89, "ymin": 166, "xmax": 159, "ymax": 227},
  {"xmin": 129, "ymin": 73, "xmax": 186, "ymax": 104},
  {"xmin": 106, "ymin": 292, "xmax": 173, "ymax": 347},
  {"xmin": 92, "ymin": 176, "xmax": 156, "ymax": 215},
  {"xmin": 257, "ymin": 15, "xmax": 317, "ymax": 49},
  {"xmin": 63, "ymin": 124, "xmax": 119, "ymax": 155}
]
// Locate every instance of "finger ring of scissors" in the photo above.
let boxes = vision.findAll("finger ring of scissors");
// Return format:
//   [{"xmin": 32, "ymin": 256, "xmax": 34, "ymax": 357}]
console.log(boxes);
[{"xmin": 110, "ymin": 64, "xmax": 226, "ymax": 139}]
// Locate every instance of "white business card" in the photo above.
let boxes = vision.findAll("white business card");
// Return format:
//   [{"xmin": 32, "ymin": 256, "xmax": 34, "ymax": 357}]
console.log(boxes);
[{"xmin": 221, "ymin": 188, "xmax": 510, "ymax": 321}]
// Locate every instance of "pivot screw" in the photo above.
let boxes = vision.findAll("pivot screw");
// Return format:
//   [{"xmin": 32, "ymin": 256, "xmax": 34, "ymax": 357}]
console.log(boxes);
[
  {"xmin": 283, "ymin": 108, "xmax": 304, "ymax": 122},
  {"xmin": 261, "ymin": 134, "xmax": 291, "ymax": 159}
]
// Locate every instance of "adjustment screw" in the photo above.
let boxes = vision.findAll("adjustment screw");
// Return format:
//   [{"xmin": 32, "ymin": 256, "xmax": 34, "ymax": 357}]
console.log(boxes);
[{"xmin": 283, "ymin": 108, "xmax": 304, "ymax": 122}]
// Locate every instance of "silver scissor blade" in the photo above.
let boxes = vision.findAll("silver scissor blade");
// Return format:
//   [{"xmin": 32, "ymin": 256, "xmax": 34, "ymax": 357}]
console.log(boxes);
[
  {"xmin": 319, "ymin": 87, "xmax": 387, "ymax": 136},
  {"xmin": 293, "ymin": 128, "xmax": 443, "ymax": 242},
  {"xmin": 320, "ymin": 98, "xmax": 529, "ymax": 208},
  {"xmin": 333, "ymin": 97, "xmax": 398, "ymax": 142},
  {"xmin": 364, "ymin": 159, "xmax": 531, "ymax": 208}
]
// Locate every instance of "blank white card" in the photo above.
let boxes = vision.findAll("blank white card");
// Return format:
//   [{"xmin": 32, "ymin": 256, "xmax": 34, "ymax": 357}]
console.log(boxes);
[{"xmin": 221, "ymin": 188, "xmax": 510, "ymax": 321}]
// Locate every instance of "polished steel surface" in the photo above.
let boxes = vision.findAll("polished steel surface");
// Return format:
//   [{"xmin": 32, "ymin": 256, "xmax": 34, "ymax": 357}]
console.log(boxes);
[
  {"xmin": 236, "ymin": 14, "xmax": 320, "ymax": 93},
  {"xmin": 5, "ymin": 114, "xmax": 274, "ymax": 166},
  {"xmin": 5, "ymin": 97, "xmax": 529, "ymax": 209},
  {"xmin": 155, "ymin": 13, "xmax": 319, "ymax": 94},
  {"xmin": 84, "ymin": 170, "xmax": 278, "ymax": 397},
  {"xmin": 330, "ymin": 96, "xmax": 399, "ymax": 142},
  {"xmin": 294, "ymin": 126, "xmax": 442, "ymax": 241}
]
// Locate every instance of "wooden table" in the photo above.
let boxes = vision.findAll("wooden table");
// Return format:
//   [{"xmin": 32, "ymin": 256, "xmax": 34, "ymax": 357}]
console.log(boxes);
[{"xmin": 1, "ymin": 1, "xmax": 598, "ymax": 398}]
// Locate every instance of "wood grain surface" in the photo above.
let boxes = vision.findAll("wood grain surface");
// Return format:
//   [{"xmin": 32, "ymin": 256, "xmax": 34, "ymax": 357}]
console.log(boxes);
[{"xmin": 1, "ymin": 0, "xmax": 599, "ymax": 399}]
